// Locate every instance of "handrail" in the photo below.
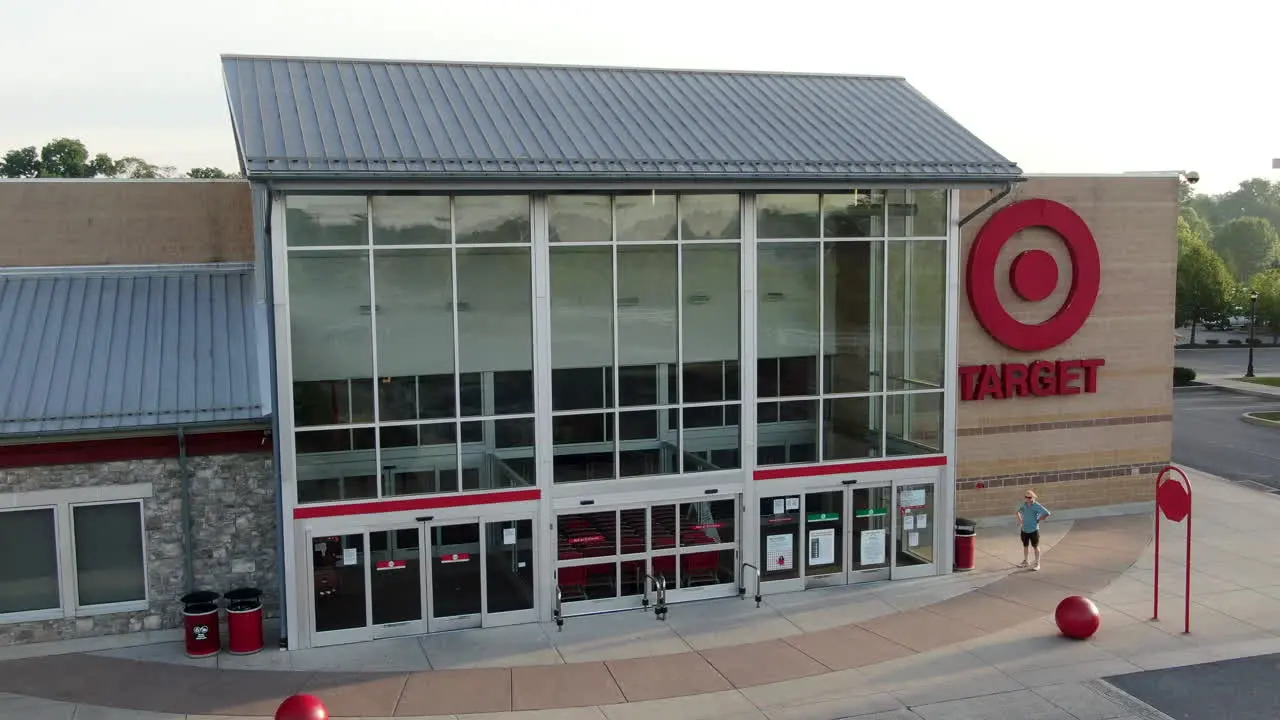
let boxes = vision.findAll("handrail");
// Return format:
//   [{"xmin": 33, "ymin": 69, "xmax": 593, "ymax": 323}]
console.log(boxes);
[
  {"xmin": 644, "ymin": 573, "xmax": 669, "ymax": 621},
  {"xmin": 553, "ymin": 585, "xmax": 563, "ymax": 632},
  {"xmin": 739, "ymin": 562, "xmax": 762, "ymax": 607}
]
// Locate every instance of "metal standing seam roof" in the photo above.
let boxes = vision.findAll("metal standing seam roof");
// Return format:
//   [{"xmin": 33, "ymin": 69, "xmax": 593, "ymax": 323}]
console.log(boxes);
[
  {"xmin": 221, "ymin": 55, "xmax": 1022, "ymax": 183},
  {"xmin": 0, "ymin": 264, "xmax": 267, "ymax": 436}
]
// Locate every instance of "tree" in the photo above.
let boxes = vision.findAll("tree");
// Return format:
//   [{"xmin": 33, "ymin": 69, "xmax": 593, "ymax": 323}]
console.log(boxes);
[
  {"xmin": 187, "ymin": 167, "xmax": 238, "ymax": 179},
  {"xmin": 1177, "ymin": 215, "xmax": 1205, "ymax": 260},
  {"xmin": 1176, "ymin": 242, "xmax": 1235, "ymax": 344},
  {"xmin": 1250, "ymin": 268, "xmax": 1280, "ymax": 344},
  {"xmin": 1212, "ymin": 216, "xmax": 1280, "ymax": 282},
  {"xmin": 0, "ymin": 146, "xmax": 40, "ymax": 177},
  {"xmin": 0, "ymin": 138, "xmax": 225, "ymax": 180},
  {"xmin": 113, "ymin": 156, "xmax": 176, "ymax": 179},
  {"xmin": 1179, "ymin": 206, "xmax": 1213, "ymax": 250}
]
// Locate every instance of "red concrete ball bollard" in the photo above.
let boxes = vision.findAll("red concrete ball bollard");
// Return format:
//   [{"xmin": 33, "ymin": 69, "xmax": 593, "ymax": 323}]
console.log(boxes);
[
  {"xmin": 275, "ymin": 694, "xmax": 329, "ymax": 720},
  {"xmin": 1055, "ymin": 595, "xmax": 1101, "ymax": 640}
]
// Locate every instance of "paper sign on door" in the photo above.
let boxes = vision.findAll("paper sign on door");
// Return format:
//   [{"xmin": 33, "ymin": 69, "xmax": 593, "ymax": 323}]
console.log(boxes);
[
  {"xmin": 342, "ymin": 548, "xmax": 357, "ymax": 566},
  {"xmin": 503, "ymin": 527, "xmax": 517, "ymax": 545},
  {"xmin": 860, "ymin": 529, "xmax": 886, "ymax": 565},
  {"xmin": 765, "ymin": 534, "xmax": 794, "ymax": 571},
  {"xmin": 808, "ymin": 528, "xmax": 835, "ymax": 565}
]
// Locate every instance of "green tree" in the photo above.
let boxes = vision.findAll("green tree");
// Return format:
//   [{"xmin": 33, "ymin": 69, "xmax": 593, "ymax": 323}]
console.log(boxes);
[
  {"xmin": 1212, "ymin": 216, "xmax": 1280, "ymax": 282},
  {"xmin": 1179, "ymin": 206, "xmax": 1213, "ymax": 250},
  {"xmin": 1250, "ymin": 268, "xmax": 1280, "ymax": 344},
  {"xmin": 1177, "ymin": 242, "xmax": 1235, "ymax": 344},
  {"xmin": 0, "ymin": 146, "xmax": 40, "ymax": 177},
  {"xmin": 1177, "ymin": 215, "xmax": 1205, "ymax": 260},
  {"xmin": 187, "ymin": 167, "xmax": 238, "ymax": 179}
]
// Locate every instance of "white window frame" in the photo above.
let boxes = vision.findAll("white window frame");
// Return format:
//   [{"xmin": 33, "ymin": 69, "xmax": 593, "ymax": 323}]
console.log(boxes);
[{"xmin": 0, "ymin": 483, "xmax": 152, "ymax": 624}]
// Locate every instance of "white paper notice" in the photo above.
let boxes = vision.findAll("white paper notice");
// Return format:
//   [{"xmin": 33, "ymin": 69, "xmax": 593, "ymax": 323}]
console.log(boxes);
[
  {"xmin": 908, "ymin": 532, "xmax": 920, "ymax": 547},
  {"xmin": 342, "ymin": 548, "xmax": 357, "ymax": 566},
  {"xmin": 502, "ymin": 527, "xmax": 517, "ymax": 545},
  {"xmin": 860, "ymin": 529, "xmax": 886, "ymax": 565},
  {"xmin": 917, "ymin": 515, "xmax": 928, "ymax": 530},
  {"xmin": 902, "ymin": 515, "xmax": 915, "ymax": 530},
  {"xmin": 773, "ymin": 499, "xmax": 786, "ymax": 515},
  {"xmin": 808, "ymin": 527, "xmax": 835, "ymax": 565},
  {"xmin": 786, "ymin": 497, "xmax": 800, "ymax": 511},
  {"xmin": 766, "ymin": 534, "xmax": 794, "ymax": 571},
  {"xmin": 899, "ymin": 489, "xmax": 926, "ymax": 508}
]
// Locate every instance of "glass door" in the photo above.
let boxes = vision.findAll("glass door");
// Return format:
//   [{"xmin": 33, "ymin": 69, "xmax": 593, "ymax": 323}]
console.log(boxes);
[
  {"xmin": 803, "ymin": 490, "xmax": 845, "ymax": 587},
  {"xmin": 848, "ymin": 486, "xmax": 892, "ymax": 582},
  {"xmin": 426, "ymin": 521, "xmax": 483, "ymax": 632},
  {"xmin": 309, "ymin": 532, "xmax": 369, "ymax": 647},
  {"xmin": 892, "ymin": 482, "xmax": 936, "ymax": 580},
  {"xmin": 369, "ymin": 527, "xmax": 425, "ymax": 638},
  {"xmin": 483, "ymin": 518, "xmax": 537, "ymax": 626}
]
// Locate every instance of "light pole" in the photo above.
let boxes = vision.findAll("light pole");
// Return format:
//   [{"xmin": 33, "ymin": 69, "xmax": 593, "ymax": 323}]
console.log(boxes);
[{"xmin": 1246, "ymin": 290, "xmax": 1259, "ymax": 378}]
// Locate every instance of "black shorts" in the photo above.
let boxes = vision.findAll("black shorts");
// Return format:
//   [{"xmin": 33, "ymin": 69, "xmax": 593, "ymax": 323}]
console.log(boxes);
[{"xmin": 1020, "ymin": 530, "xmax": 1040, "ymax": 548}]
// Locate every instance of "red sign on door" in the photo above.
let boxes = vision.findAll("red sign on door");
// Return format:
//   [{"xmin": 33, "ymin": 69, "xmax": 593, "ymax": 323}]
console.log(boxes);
[
  {"xmin": 441, "ymin": 553, "xmax": 471, "ymax": 564},
  {"xmin": 375, "ymin": 560, "xmax": 407, "ymax": 571}
]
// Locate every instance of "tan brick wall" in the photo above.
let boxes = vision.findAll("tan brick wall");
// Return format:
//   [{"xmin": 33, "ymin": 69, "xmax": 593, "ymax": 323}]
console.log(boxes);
[
  {"xmin": 956, "ymin": 176, "xmax": 1177, "ymax": 517},
  {"xmin": 0, "ymin": 180, "xmax": 253, "ymax": 267}
]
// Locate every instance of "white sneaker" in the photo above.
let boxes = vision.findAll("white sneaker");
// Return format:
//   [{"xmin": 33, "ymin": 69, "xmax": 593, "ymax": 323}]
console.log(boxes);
[{"xmin": 1032, "ymin": 562, "xmax": 1041, "ymax": 571}]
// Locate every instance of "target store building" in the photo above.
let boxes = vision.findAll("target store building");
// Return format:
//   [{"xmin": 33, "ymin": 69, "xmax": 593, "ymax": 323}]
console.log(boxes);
[{"xmin": 0, "ymin": 54, "xmax": 1176, "ymax": 651}]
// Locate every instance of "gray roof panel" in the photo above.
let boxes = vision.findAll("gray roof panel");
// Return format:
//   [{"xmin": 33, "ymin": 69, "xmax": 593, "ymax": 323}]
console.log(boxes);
[
  {"xmin": 0, "ymin": 265, "xmax": 266, "ymax": 435},
  {"xmin": 221, "ymin": 55, "xmax": 1021, "ymax": 183}
]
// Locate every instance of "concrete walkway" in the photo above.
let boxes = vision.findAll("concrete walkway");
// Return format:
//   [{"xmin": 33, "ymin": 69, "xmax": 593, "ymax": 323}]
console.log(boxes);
[
  {"xmin": 1194, "ymin": 374, "xmax": 1280, "ymax": 398},
  {"xmin": 5, "ymin": 467, "xmax": 1280, "ymax": 719}
]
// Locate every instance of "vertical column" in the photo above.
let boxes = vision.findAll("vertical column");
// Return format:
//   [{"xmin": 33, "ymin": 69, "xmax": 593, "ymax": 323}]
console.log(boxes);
[
  {"xmin": 740, "ymin": 193, "xmax": 759, "ymax": 579},
  {"xmin": 938, "ymin": 188, "xmax": 963, "ymax": 575},
  {"xmin": 530, "ymin": 194, "xmax": 556, "ymax": 622}
]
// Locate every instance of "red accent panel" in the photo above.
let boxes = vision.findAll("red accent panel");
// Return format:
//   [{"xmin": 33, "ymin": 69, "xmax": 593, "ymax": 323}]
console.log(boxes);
[
  {"xmin": 0, "ymin": 429, "xmax": 271, "ymax": 469},
  {"xmin": 968, "ymin": 199, "xmax": 1101, "ymax": 353},
  {"xmin": 293, "ymin": 488, "xmax": 541, "ymax": 519},
  {"xmin": 753, "ymin": 455, "xmax": 946, "ymax": 481}
]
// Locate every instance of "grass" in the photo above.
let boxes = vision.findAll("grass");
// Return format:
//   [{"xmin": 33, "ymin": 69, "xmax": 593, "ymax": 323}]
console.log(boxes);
[
  {"xmin": 1240, "ymin": 376, "xmax": 1280, "ymax": 387},
  {"xmin": 1253, "ymin": 412, "xmax": 1280, "ymax": 422}
]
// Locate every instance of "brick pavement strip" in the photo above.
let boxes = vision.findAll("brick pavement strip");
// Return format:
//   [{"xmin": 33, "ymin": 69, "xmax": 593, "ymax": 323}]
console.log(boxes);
[{"xmin": 0, "ymin": 515, "xmax": 1154, "ymax": 717}]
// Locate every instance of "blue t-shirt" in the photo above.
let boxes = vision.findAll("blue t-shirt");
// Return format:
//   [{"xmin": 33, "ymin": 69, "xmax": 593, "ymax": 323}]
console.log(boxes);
[{"xmin": 1019, "ymin": 502, "xmax": 1049, "ymax": 533}]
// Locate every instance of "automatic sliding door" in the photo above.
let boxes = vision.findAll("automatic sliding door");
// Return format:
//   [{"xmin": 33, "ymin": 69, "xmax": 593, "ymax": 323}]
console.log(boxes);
[
  {"xmin": 310, "ymin": 533, "xmax": 369, "ymax": 646},
  {"xmin": 369, "ymin": 528, "xmax": 424, "ymax": 637},
  {"xmin": 803, "ymin": 491, "xmax": 845, "ymax": 587},
  {"xmin": 849, "ymin": 487, "xmax": 891, "ymax": 581},
  {"xmin": 893, "ymin": 483, "xmax": 936, "ymax": 579},
  {"xmin": 427, "ymin": 522, "xmax": 482, "ymax": 632},
  {"xmin": 484, "ymin": 519, "xmax": 536, "ymax": 625}
]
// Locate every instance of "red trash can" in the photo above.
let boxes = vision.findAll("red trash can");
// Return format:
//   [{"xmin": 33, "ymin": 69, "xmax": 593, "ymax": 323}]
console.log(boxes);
[
  {"xmin": 225, "ymin": 587, "xmax": 265, "ymax": 655},
  {"xmin": 181, "ymin": 591, "xmax": 221, "ymax": 658},
  {"xmin": 954, "ymin": 518, "xmax": 977, "ymax": 571}
]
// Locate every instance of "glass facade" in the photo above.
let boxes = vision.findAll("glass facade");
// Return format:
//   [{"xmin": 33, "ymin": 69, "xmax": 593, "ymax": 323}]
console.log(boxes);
[{"xmin": 284, "ymin": 190, "xmax": 949, "ymax": 505}]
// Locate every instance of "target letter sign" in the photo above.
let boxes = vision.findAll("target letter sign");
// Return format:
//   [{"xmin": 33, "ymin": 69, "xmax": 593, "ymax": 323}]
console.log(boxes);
[{"xmin": 960, "ymin": 199, "xmax": 1105, "ymax": 402}]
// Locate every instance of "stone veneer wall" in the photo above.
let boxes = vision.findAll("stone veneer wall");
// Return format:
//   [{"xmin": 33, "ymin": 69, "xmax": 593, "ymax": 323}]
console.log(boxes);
[
  {"xmin": 955, "ymin": 176, "xmax": 1178, "ymax": 518},
  {"xmin": 0, "ymin": 452, "xmax": 276, "ymax": 646}
]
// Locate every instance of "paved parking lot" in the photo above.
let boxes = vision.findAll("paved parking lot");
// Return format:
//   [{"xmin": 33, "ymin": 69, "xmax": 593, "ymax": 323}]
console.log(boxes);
[
  {"xmin": 1108, "ymin": 652, "xmax": 1280, "ymax": 720},
  {"xmin": 1174, "ymin": 387, "xmax": 1280, "ymax": 488},
  {"xmin": 1175, "ymin": 345, "xmax": 1280, "ymax": 377}
]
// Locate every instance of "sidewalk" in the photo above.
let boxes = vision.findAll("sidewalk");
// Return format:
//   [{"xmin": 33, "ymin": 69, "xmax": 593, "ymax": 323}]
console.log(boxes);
[
  {"xmin": 4, "ymin": 467, "xmax": 1280, "ymax": 719},
  {"xmin": 1194, "ymin": 374, "xmax": 1280, "ymax": 398}
]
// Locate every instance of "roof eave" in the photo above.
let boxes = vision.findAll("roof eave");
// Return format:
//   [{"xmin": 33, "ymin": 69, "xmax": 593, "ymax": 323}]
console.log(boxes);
[{"xmin": 243, "ymin": 168, "xmax": 1024, "ymax": 187}]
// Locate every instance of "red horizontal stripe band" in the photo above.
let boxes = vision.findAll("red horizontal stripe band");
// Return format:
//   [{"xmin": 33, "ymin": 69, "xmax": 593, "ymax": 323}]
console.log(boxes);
[
  {"xmin": 0, "ymin": 429, "xmax": 272, "ymax": 469},
  {"xmin": 753, "ymin": 455, "xmax": 947, "ymax": 480},
  {"xmin": 293, "ymin": 488, "xmax": 541, "ymax": 519}
]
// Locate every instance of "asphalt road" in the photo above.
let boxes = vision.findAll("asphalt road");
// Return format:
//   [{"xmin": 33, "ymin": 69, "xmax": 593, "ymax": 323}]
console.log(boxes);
[
  {"xmin": 1106, "ymin": 653, "xmax": 1280, "ymax": 719},
  {"xmin": 1173, "ymin": 387, "xmax": 1280, "ymax": 488},
  {"xmin": 1175, "ymin": 346, "xmax": 1280, "ymax": 377}
]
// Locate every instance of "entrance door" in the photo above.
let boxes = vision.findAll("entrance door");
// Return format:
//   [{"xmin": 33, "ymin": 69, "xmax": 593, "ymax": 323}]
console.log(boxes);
[
  {"xmin": 369, "ymin": 527, "xmax": 425, "ymax": 639},
  {"xmin": 891, "ymin": 482, "xmax": 937, "ymax": 580},
  {"xmin": 426, "ymin": 521, "xmax": 483, "ymax": 632},
  {"xmin": 802, "ymin": 485, "xmax": 893, "ymax": 588}
]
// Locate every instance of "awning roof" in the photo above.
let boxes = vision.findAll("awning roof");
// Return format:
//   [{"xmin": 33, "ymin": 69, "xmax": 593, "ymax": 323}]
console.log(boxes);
[{"xmin": 221, "ymin": 55, "xmax": 1021, "ymax": 184}]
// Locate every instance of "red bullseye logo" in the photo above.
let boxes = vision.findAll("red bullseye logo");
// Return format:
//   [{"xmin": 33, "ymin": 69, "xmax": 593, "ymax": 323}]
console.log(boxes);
[{"xmin": 967, "ymin": 199, "xmax": 1102, "ymax": 353}]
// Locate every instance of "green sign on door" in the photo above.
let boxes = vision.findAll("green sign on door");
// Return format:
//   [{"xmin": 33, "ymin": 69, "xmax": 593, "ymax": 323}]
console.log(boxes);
[
  {"xmin": 807, "ymin": 512, "xmax": 840, "ymax": 522},
  {"xmin": 855, "ymin": 508, "xmax": 888, "ymax": 518}
]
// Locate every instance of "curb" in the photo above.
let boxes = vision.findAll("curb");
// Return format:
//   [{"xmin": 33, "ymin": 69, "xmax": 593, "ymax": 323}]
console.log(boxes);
[
  {"xmin": 1195, "ymin": 380, "xmax": 1280, "ymax": 400},
  {"xmin": 1242, "ymin": 412, "xmax": 1280, "ymax": 429}
]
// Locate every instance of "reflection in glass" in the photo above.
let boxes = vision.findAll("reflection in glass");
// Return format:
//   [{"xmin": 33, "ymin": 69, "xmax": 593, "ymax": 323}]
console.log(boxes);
[
  {"xmin": 296, "ymin": 429, "xmax": 379, "ymax": 503},
  {"xmin": 680, "ymin": 499, "xmax": 737, "ymax": 544},
  {"xmin": 454, "ymin": 196, "xmax": 530, "ymax": 244},
  {"xmin": 374, "ymin": 248, "xmax": 454, "ymax": 419},
  {"xmin": 823, "ymin": 242, "xmax": 882, "ymax": 393},
  {"xmin": 756, "ymin": 400, "xmax": 818, "ymax": 466},
  {"xmin": 618, "ymin": 245, "xmax": 676, "ymax": 403},
  {"xmin": 370, "ymin": 529, "xmax": 422, "ymax": 625},
  {"xmin": 823, "ymin": 395, "xmax": 882, "ymax": 461},
  {"xmin": 430, "ymin": 523, "xmax": 482, "ymax": 617},
  {"xmin": 73, "ymin": 503, "xmax": 146, "ymax": 606},
  {"xmin": 615, "ymin": 194, "xmax": 677, "ymax": 241},
  {"xmin": 757, "ymin": 194, "xmax": 819, "ymax": 238},
  {"xmin": 680, "ymin": 194, "xmax": 741, "ymax": 239},
  {"xmin": 313, "ymin": 533, "xmax": 366, "ymax": 632},
  {"xmin": 823, "ymin": 191, "xmax": 885, "ymax": 238},
  {"xmin": 619, "ymin": 410, "xmax": 677, "ymax": 477},
  {"xmin": 887, "ymin": 190, "xmax": 948, "ymax": 237},
  {"xmin": 380, "ymin": 422, "xmax": 457, "ymax": 496},
  {"xmin": 549, "ymin": 195, "xmax": 611, "ymax": 243},
  {"xmin": 683, "ymin": 405, "xmax": 740, "ymax": 472},
  {"xmin": 552, "ymin": 413, "xmax": 615, "ymax": 483},
  {"xmin": 486, "ymin": 519, "xmax": 535, "ymax": 613},
  {"xmin": 289, "ymin": 252, "xmax": 374, "ymax": 427},
  {"xmin": 551, "ymin": 246, "xmax": 613, "ymax": 410},
  {"xmin": 682, "ymin": 244, "xmax": 740, "ymax": 381},
  {"xmin": 897, "ymin": 484, "xmax": 935, "ymax": 566},
  {"xmin": 457, "ymin": 247, "xmax": 533, "ymax": 413},
  {"xmin": 0, "ymin": 509, "xmax": 59, "ymax": 614},
  {"xmin": 286, "ymin": 196, "xmax": 368, "ymax": 247},
  {"xmin": 459, "ymin": 419, "xmax": 535, "ymax": 489},
  {"xmin": 371, "ymin": 195, "xmax": 450, "ymax": 244},
  {"xmin": 757, "ymin": 243, "xmax": 819, "ymax": 396},
  {"xmin": 886, "ymin": 391, "xmax": 944, "ymax": 455},
  {"xmin": 887, "ymin": 240, "xmax": 947, "ymax": 390}
]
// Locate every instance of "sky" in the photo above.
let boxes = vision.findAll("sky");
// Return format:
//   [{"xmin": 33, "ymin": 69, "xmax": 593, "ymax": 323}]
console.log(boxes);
[{"xmin": 2, "ymin": 0, "xmax": 1277, "ymax": 194}]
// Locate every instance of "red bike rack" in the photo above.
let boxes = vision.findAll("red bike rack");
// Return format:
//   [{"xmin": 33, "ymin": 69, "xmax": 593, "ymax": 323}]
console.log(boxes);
[{"xmin": 1153, "ymin": 465, "xmax": 1193, "ymax": 634}]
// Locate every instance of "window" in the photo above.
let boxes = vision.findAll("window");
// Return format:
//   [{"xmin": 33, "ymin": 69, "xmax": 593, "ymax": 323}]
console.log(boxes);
[
  {"xmin": 73, "ymin": 502, "xmax": 146, "ymax": 607},
  {"xmin": 0, "ymin": 508, "xmax": 59, "ymax": 616},
  {"xmin": 0, "ymin": 492, "xmax": 151, "ymax": 624},
  {"xmin": 286, "ymin": 195, "xmax": 536, "ymax": 504},
  {"xmin": 756, "ymin": 191, "xmax": 949, "ymax": 466}
]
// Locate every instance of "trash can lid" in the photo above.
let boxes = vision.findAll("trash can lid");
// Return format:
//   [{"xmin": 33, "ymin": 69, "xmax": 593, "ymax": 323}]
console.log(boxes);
[
  {"xmin": 181, "ymin": 590, "xmax": 221, "ymax": 605},
  {"xmin": 183, "ymin": 601, "xmax": 219, "ymax": 615},
  {"xmin": 224, "ymin": 587, "xmax": 262, "ymax": 602}
]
